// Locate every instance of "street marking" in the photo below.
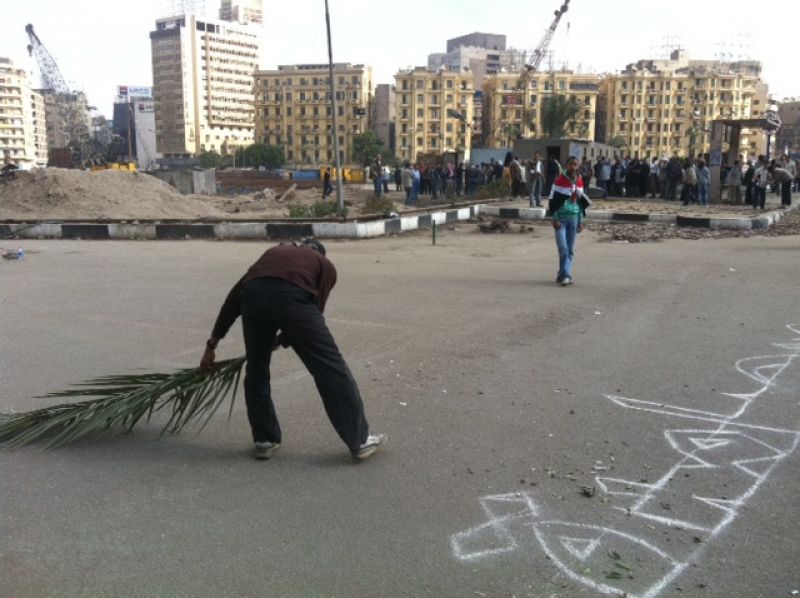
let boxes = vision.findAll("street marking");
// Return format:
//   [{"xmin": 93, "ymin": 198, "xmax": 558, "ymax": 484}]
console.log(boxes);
[{"xmin": 451, "ymin": 323, "xmax": 800, "ymax": 597}]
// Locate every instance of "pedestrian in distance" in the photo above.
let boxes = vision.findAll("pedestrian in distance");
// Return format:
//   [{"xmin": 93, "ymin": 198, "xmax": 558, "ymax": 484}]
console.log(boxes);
[
  {"xmin": 400, "ymin": 162, "xmax": 413, "ymax": 205},
  {"xmin": 200, "ymin": 239, "xmax": 387, "ymax": 461},
  {"xmin": 695, "ymin": 159, "xmax": 710, "ymax": 206},
  {"xmin": 322, "ymin": 167, "xmax": 333, "ymax": 199},
  {"xmin": 753, "ymin": 157, "xmax": 769, "ymax": 210},
  {"xmin": 549, "ymin": 155, "xmax": 591, "ymax": 287}
]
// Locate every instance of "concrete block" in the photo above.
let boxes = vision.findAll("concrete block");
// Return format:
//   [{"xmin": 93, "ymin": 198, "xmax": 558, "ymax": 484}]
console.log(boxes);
[{"xmin": 108, "ymin": 224, "xmax": 157, "ymax": 240}]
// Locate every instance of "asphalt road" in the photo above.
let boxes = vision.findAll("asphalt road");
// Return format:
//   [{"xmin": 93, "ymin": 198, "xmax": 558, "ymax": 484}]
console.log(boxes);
[{"xmin": 1, "ymin": 226, "xmax": 798, "ymax": 598}]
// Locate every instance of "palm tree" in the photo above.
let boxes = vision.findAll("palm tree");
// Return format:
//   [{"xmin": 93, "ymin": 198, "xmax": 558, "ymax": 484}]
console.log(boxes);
[{"xmin": 540, "ymin": 95, "xmax": 580, "ymax": 139}]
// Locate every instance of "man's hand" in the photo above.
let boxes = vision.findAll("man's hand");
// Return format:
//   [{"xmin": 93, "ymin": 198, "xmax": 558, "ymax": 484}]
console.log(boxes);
[
  {"xmin": 552, "ymin": 220, "xmax": 561, "ymax": 230},
  {"xmin": 200, "ymin": 347, "xmax": 215, "ymax": 374}
]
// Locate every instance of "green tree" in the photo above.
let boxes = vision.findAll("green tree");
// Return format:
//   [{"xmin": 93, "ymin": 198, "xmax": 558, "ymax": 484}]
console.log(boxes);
[
  {"xmin": 607, "ymin": 135, "xmax": 628, "ymax": 149},
  {"xmin": 352, "ymin": 130, "xmax": 392, "ymax": 166},
  {"xmin": 235, "ymin": 144, "xmax": 285, "ymax": 169},
  {"xmin": 198, "ymin": 150, "xmax": 222, "ymax": 168},
  {"xmin": 540, "ymin": 95, "xmax": 580, "ymax": 139}
]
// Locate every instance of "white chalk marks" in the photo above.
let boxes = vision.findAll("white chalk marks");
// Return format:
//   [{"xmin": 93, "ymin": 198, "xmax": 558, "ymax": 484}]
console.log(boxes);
[{"xmin": 451, "ymin": 323, "xmax": 800, "ymax": 597}]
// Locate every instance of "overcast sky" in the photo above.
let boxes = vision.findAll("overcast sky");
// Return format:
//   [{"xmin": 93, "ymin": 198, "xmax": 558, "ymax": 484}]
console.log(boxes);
[{"xmin": 2, "ymin": 0, "xmax": 797, "ymax": 117}]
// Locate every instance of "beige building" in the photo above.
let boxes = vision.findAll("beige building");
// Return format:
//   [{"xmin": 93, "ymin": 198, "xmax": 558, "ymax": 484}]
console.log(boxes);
[
  {"xmin": 0, "ymin": 57, "xmax": 47, "ymax": 169},
  {"xmin": 219, "ymin": 0, "xmax": 262, "ymax": 25},
  {"xmin": 150, "ymin": 14, "xmax": 260, "ymax": 157},
  {"xmin": 481, "ymin": 70, "xmax": 600, "ymax": 149},
  {"xmin": 254, "ymin": 63, "xmax": 372, "ymax": 166},
  {"xmin": 602, "ymin": 50, "xmax": 766, "ymax": 161},
  {"xmin": 394, "ymin": 67, "xmax": 474, "ymax": 163},
  {"xmin": 777, "ymin": 99, "xmax": 800, "ymax": 157}
]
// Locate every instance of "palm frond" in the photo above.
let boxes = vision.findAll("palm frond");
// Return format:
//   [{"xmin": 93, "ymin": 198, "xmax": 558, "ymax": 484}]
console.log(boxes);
[{"xmin": 0, "ymin": 357, "xmax": 246, "ymax": 449}]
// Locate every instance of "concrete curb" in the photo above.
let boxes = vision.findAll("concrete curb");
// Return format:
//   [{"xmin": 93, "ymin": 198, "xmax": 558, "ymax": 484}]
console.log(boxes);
[
  {"xmin": 479, "ymin": 203, "xmax": 798, "ymax": 230},
  {"xmin": 0, "ymin": 205, "xmax": 481, "ymax": 241}
]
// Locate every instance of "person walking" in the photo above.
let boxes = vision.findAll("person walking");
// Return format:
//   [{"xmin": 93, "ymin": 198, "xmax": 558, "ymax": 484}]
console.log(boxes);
[
  {"xmin": 322, "ymin": 167, "xmax": 333, "ymax": 199},
  {"xmin": 200, "ymin": 239, "xmax": 387, "ymax": 461},
  {"xmin": 549, "ymin": 155, "xmax": 591, "ymax": 287}
]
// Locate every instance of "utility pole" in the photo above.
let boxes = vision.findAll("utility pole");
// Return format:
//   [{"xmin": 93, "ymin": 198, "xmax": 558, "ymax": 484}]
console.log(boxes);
[{"xmin": 325, "ymin": 0, "xmax": 344, "ymax": 211}]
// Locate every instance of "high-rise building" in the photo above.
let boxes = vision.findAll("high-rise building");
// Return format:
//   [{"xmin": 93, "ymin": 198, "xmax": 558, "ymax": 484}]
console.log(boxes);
[
  {"xmin": 0, "ymin": 57, "xmax": 48, "ymax": 169},
  {"xmin": 777, "ymin": 100, "xmax": 800, "ymax": 157},
  {"xmin": 112, "ymin": 86, "xmax": 158, "ymax": 166},
  {"xmin": 446, "ymin": 33, "xmax": 506, "ymax": 54},
  {"xmin": 150, "ymin": 14, "xmax": 260, "ymax": 158},
  {"xmin": 254, "ymin": 63, "xmax": 372, "ymax": 166},
  {"xmin": 602, "ymin": 50, "xmax": 767, "ymax": 160},
  {"xmin": 441, "ymin": 32, "xmax": 526, "ymax": 84},
  {"xmin": 394, "ymin": 67, "xmax": 474, "ymax": 163},
  {"xmin": 219, "ymin": 0, "xmax": 262, "ymax": 25},
  {"xmin": 373, "ymin": 84, "xmax": 395, "ymax": 154},
  {"xmin": 481, "ymin": 71, "xmax": 600, "ymax": 149}
]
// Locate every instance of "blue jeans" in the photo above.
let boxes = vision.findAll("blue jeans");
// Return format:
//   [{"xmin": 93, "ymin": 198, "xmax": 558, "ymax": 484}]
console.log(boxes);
[
  {"xmin": 373, "ymin": 177, "xmax": 383, "ymax": 197},
  {"xmin": 554, "ymin": 218, "xmax": 578, "ymax": 281},
  {"xmin": 696, "ymin": 183, "xmax": 709, "ymax": 205},
  {"xmin": 529, "ymin": 177, "xmax": 543, "ymax": 206}
]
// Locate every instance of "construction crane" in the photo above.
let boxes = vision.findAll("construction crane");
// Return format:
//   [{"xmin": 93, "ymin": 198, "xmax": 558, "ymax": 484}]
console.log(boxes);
[
  {"xmin": 516, "ymin": 1, "xmax": 570, "ymax": 91},
  {"xmin": 25, "ymin": 24, "xmax": 70, "ymax": 94},
  {"xmin": 25, "ymin": 24, "xmax": 102, "ymax": 168}
]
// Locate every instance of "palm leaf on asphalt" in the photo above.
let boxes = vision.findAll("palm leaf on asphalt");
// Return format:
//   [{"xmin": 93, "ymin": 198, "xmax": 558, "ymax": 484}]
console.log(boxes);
[{"xmin": 0, "ymin": 357, "xmax": 246, "ymax": 449}]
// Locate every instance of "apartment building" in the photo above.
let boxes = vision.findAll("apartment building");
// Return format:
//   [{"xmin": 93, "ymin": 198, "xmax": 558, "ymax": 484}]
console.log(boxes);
[
  {"xmin": 394, "ymin": 67, "xmax": 474, "ymax": 163},
  {"xmin": 0, "ymin": 57, "xmax": 47, "ymax": 169},
  {"xmin": 150, "ymin": 14, "xmax": 260, "ymax": 158},
  {"xmin": 602, "ymin": 50, "xmax": 766, "ymax": 161},
  {"xmin": 219, "ymin": 0, "xmax": 262, "ymax": 25},
  {"xmin": 253, "ymin": 63, "xmax": 372, "ymax": 166},
  {"xmin": 481, "ymin": 71, "xmax": 600, "ymax": 149},
  {"xmin": 776, "ymin": 99, "xmax": 799, "ymax": 157}
]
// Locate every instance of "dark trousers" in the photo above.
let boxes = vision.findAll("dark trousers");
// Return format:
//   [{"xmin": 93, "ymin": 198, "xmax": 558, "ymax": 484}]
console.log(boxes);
[
  {"xmin": 781, "ymin": 181, "xmax": 792, "ymax": 206},
  {"xmin": 753, "ymin": 186, "xmax": 766, "ymax": 209},
  {"xmin": 240, "ymin": 278, "xmax": 369, "ymax": 452}
]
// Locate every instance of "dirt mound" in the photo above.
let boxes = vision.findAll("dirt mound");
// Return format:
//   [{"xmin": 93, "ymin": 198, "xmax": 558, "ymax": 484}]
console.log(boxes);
[
  {"xmin": 0, "ymin": 168, "xmax": 435, "ymax": 221},
  {"xmin": 0, "ymin": 168, "xmax": 219, "ymax": 220}
]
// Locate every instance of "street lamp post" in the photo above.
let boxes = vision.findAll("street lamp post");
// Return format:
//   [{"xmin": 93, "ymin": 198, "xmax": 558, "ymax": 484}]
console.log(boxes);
[{"xmin": 324, "ymin": 0, "xmax": 344, "ymax": 212}]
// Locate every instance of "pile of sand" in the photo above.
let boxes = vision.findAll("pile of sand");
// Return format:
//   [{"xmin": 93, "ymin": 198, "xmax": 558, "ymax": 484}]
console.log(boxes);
[
  {"xmin": 0, "ymin": 168, "xmax": 220, "ymax": 220},
  {"xmin": 0, "ymin": 168, "xmax": 422, "ymax": 221}
]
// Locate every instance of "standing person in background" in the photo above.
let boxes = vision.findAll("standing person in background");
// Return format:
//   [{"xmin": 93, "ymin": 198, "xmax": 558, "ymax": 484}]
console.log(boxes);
[
  {"xmin": 393, "ymin": 165, "xmax": 401, "ymax": 192},
  {"xmin": 579, "ymin": 157, "xmax": 592, "ymax": 192},
  {"xmin": 724, "ymin": 160, "xmax": 743, "ymax": 204},
  {"xmin": 597, "ymin": 156, "xmax": 611, "ymax": 195},
  {"xmin": 743, "ymin": 160, "xmax": 755, "ymax": 206},
  {"xmin": 648, "ymin": 158, "xmax": 660, "ymax": 198},
  {"xmin": 544, "ymin": 154, "xmax": 561, "ymax": 197},
  {"xmin": 200, "ymin": 239, "xmax": 387, "ymax": 461},
  {"xmin": 548, "ymin": 155, "xmax": 591, "ymax": 287},
  {"xmin": 695, "ymin": 159, "xmax": 711, "ymax": 206},
  {"xmin": 401, "ymin": 162, "xmax": 413, "ymax": 205},
  {"xmin": 455, "ymin": 162, "xmax": 464, "ymax": 196},
  {"xmin": 411, "ymin": 164, "xmax": 421, "ymax": 204},
  {"xmin": 502, "ymin": 151, "xmax": 514, "ymax": 197},
  {"xmin": 753, "ymin": 158, "xmax": 769, "ymax": 210},
  {"xmin": 528, "ymin": 151, "xmax": 544, "ymax": 207},
  {"xmin": 370, "ymin": 156, "xmax": 384, "ymax": 198}
]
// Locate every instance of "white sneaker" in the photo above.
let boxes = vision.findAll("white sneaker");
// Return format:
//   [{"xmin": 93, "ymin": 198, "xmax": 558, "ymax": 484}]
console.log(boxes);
[
  {"xmin": 352, "ymin": 433, "xmax": 387, "ymax": 461},
  {"xmin": 254, "ymin": 441, "xmax": 280, "ymax": 460},
  {"xmin": 561, "ymin": 276, "xmax": 572, "ymax": 286}
]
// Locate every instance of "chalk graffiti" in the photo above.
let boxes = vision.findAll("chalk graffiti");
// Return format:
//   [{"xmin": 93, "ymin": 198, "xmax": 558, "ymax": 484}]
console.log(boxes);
[{"xmin": 451, "ymin": 323, "xmax": 800, "ymax": 597}]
